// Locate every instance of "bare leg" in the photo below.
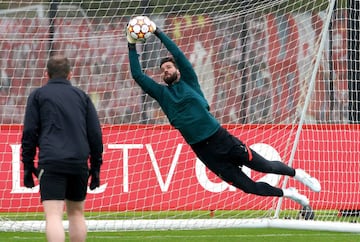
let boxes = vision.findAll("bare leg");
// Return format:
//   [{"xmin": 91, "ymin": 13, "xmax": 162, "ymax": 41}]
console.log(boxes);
[
  {"xmin": 43, "ymin": 200, "xmax": 65, "ymax": 242},
  {"xmin": 66, "ymin": 200, "xmax": 87, "ymax": 242}
]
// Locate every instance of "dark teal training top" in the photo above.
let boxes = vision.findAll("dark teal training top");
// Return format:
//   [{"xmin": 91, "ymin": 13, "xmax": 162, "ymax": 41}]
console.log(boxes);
[{"xmin": 128, "ymin": 31, "xmax": 220, "ymax": 144}]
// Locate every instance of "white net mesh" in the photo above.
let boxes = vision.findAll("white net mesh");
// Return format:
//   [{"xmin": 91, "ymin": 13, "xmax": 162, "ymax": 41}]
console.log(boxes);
[{"xmin": 1, "ymin": 0, "xmax": 360, "ymax": 232}]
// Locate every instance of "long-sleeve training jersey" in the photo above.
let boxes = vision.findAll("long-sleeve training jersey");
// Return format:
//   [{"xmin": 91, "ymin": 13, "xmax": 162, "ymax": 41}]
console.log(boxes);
[
  {"xmin": 21, "ymin": 78, "xmax": 103, "ymax": 173},
  {"xmin": 128, "ymin": 31, "xmax": 220, "ymax": 144}
]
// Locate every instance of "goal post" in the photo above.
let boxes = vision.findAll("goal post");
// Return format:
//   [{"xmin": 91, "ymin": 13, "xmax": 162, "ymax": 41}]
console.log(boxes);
[{"xmin": 1, "ymin": 0, "xmax": 360, "ymax": 232}]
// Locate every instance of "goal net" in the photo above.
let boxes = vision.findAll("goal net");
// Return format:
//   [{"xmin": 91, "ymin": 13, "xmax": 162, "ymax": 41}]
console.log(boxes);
[{"xmin": 1, "ymin": 0, "xmax": 360, "ymax": 232}]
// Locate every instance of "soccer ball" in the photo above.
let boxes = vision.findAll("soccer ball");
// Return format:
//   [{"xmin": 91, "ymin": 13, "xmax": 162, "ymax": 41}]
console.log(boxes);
[{"xmin": 127, "ymin": 16, "xmax": 154, "ymax": 41}]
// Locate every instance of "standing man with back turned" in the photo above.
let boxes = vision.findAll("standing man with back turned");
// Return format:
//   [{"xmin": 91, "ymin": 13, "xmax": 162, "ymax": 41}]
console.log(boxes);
[
  {"xmin": 126, "ymin": 18, "xmax": 321, "ymax": 207},
  {"xmin": 21, "ymin": 55, "xmax": 103, "ymax": 242}
]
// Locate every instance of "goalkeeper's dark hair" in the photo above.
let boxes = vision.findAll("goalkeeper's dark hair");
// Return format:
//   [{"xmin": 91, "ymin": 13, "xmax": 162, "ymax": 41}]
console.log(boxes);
[
  {"xmin": 160, "ymin": 56, "xmax": 177, "ymax": 69},
  {"xmin": 47, "ymin": 55, "xmax": 71, "ymax": 79}
]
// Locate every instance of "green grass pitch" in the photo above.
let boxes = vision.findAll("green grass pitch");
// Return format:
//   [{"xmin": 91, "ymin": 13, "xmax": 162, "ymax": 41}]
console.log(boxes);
[
  {"xmin": 1, "ymin": 228, "xmax": 359, "ymax": 242},
  {"xmin": 1, "ymin": 210, "xmax": 359, "ymax": 241}
]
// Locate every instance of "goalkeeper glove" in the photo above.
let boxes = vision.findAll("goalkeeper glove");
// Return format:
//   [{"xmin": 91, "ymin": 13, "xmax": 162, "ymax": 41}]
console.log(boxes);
[
  {"xmin": 126, "ymin": 31, "xmax": 137, "ymax": 44},
  {"xmin": 146, "ymin": 18, "xmax": 161, "ymax": 36},
  {"xmin": 89, "ymin": 157, "xmax": 102, "ymax": 190},
  {"xmin": 89, "ymin": 168, "xmax": 100, "ymax": 190},
  {"xmin": 125, "ymin": 23, "xmax": 137, "ymax": 44},
  {"xmin": 148, "ymin": 19, "xmax": 157, "ymax": 34},
  {"xmin": 23, "ymin": 163, "xmax": 39, "ymax": 188}
]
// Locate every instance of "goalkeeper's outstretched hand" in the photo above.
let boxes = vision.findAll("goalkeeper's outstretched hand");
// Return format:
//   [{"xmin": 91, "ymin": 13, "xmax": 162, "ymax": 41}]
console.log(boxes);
[
  {"xmin": 147, "ymin": 18, "xmax": 160, "ymax": 36},
  {"xmin": 126, "ymin": 26, "xmax": 137, "ymax": 44},
  {"xmin": 148, "ymin": 18, "xmax": 157, "ymax": 34},
  {"xmin": 126, "ymin": 16, "xmax": 158, "ymax": 44}
]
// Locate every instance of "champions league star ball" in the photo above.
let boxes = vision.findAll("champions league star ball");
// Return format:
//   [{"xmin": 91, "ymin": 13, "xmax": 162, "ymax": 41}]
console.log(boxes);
[{"xmin": 127, "ymin": 16, "xmax": 154, "ymax": 41}]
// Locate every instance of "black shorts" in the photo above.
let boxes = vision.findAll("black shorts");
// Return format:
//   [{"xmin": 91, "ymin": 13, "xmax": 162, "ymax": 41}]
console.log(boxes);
[
  {"xmin": 38, "ymin": 168, "xmax": 89, "ymax": 202},
  {"xmin": 190, "ymin": 126, "xmax": 251, "ymax": 166},
  {"xmin": 190, "ymin": 127, "xmax": 252, "ymax": 184}
]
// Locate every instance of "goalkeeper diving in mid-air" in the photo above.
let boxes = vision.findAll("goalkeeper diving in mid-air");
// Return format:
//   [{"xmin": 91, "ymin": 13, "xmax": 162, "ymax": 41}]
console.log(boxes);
[{"xmin": 126, "ymin": 17, "xmax": 321, "ymax": 207}]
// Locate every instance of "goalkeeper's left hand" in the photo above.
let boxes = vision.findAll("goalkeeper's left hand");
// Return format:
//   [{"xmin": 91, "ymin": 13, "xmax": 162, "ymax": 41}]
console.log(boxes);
[
  {"xmin": 89, "ymin": 157, "xmax": 102, "ymax": 190},
  {"xmin": 23, "ymin": 163, "xmax": 39, "ymax": 188},
  {"xmin": 148, "ymin": 18, "xmax": 157, "ymax": 34},
  {"xmin": 89, "ymin": 168, "xmax": 100, "ymax": 190}
]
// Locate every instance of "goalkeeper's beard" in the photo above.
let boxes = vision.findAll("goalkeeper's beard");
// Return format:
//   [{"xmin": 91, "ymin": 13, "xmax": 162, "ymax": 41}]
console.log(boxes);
[{"xmin": 164, "ymin": 72, "xmax": 178, "ymax": 85}]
